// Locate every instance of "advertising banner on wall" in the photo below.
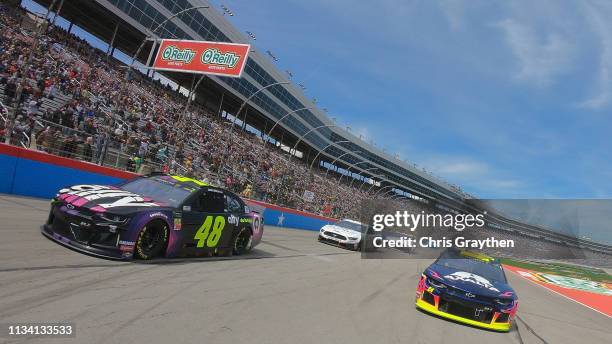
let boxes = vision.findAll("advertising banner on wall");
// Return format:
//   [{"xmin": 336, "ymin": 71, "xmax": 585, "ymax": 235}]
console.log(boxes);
[{"xmin": 152, "ymin": 39, "xmax": 250, "ymax": 78}]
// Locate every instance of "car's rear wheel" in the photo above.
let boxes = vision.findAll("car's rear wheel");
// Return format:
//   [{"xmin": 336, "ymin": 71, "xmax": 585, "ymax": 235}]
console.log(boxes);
[
  {"xmin": 135, "ymin": 220, "xmax": 168, "ymax": 260},
  {"xmin": 233, "ymin": 228, "xmax": 252, "ymax": 255}
]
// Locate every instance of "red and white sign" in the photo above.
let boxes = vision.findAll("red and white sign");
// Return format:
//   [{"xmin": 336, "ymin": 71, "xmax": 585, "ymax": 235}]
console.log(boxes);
[{"xmin": 152, "ymin": 39, "xmax": 250, "ymax": 78}]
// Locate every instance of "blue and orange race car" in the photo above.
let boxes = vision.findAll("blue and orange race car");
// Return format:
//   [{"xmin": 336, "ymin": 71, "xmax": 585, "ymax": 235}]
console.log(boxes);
[
  {"xmin": 415, "ymin": 249, "xmax": 518, "ymax": 332},
  {"xmin": 41, "ymin": 174, "xmax": 264, "ymax": 260}
]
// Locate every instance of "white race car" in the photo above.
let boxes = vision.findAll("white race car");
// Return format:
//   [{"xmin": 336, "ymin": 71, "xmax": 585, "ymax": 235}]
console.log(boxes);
[{"xmin": 318, "ymin": 219, "xmax": 363, "ymax": 250}]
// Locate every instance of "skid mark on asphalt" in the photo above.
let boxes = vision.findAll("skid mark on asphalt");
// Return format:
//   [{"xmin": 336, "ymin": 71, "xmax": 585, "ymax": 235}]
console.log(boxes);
[
  {"xmin": 358, "ymin": 271, "xmax": 414, "ymax": 307},
  {"xmin": 260, "ymin": 239, "xmax": 354, "ymax": 261},
  {"xmin": 0, "ymin": 265, "xmax": 158, "ymax": 319},
  {"xmin": 260, "ymin": 239, "xmax": 301, "ymax": 252},
  {"xmin": 91, "ymin": 261, "xmax": 270, "ymax": 344},
  {"xmin": 0, "ymin": 195, "xmax": 50, "ymax": 212},
  {"xmin": 133, "ymin": 251, "xmax": 354, "ymax": 266},
  {"xmin": 0, "ymin": 268, "xmax": 114, "ymax": 300},
  {"xmin": 307, "ymin": 253, "xmax": 334, "ymax": 261},
  {"xmin": 515, "ymin": 315, "xmax": 549, "ymax": 344},
  {"xmin": 0, "ymin": 250, "xmax": 355, "ymax": 275},
  {"xmin": 93, "ymin": 281, "xmax": 190, "ymax": 344},
  {"xmin": 512, "ymin": 318, "xmax": 525, "ymax": 344},
  {"xmin": 0, "ymin": 262, "xmax": 128, "ymax": 273}
]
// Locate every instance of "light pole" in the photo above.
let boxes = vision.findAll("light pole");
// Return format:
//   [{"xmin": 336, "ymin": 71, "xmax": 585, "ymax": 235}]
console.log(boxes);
[
  {"xmin": 336, "ymin": 160, "xmax": 370, "ymax": 188},
  {"xmin": 262, "ymin": 107, "xmax": 314, "ymax": 146},
  {"xmin": 221, "ymin": 81, "xmax": 291, "ymax": 174},
  {"xmin": 51, "ymin": 0, "xmax": 65, "ymax": 27},
  {"xmin": 169, "ymin": 74, "xmax": 210, "ymax": 167},
  {"xmin": 308, "ymin": 140, "xmax": 350, "ymax": 174},
  {"xmin": 390, "ymin": 194, "xmax": 409, "ymax": 201},
  {"xmin": 287, "ymin": 124, "xmax": 338, "ymax": 166},
  {"xmin": 378, "ymin": 188, "xmax": 402, "ymax": 199},
  {"xmin": 228, "ymin": 81, "xmax": 291, "ymax": 143},
  {"xmin": 366, "ymin": 178, "xmax": 394, "ymax": 195},
  {"xmin": 123, "ymin": 5, "xmax": 210, "ymax": 86},
  {"xmin": 372, "ymin": 185, "xmax": 401, "ymax": 198},
  {"xmin": 252, "ymin": 106, "xmax": 314, "ymax": 198},
  {"xmin": 359, "ymin": 172, "xmax": 385, "ymax": 192},
  {"xmin": 349, "ymin": 167, "xmax": 380, "ymax": 189},
  {"xmin": 175, "ymin": 73, "xmax": 207, "ymax": 136},
  {"xmin": 323, "ymin": 150, "xmax": 362, "ymax": 179},
  {"xmin": 274, "ymin": 124, "xmax": 338, "ymax": 202}
]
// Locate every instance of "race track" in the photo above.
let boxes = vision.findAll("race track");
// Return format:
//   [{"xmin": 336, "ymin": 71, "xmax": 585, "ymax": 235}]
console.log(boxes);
[{"xmin": 0, "ymin": 194, "xmax": 610, "ymax": 344}]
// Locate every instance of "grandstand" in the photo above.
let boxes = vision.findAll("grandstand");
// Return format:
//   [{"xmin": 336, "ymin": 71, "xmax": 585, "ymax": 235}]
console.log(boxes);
[
  {"xmin": 0, "ymin": 0, "xmax": 610, "ymax": 255},
  {"xmin": 19, "ymin": 0, "xmax": 466, "ymax": 202}
]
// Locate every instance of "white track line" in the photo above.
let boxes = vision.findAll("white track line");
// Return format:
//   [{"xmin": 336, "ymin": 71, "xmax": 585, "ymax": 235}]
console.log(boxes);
[{"xmin": 506, "ymin": 268, "xmax": 612, "ymax": 319}]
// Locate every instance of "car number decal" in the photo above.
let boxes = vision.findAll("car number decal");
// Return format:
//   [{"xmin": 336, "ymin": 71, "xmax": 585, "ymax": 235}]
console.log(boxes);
[{"xmin": 194, "ymin": 216, "xmax": 226, "ymax": 248}]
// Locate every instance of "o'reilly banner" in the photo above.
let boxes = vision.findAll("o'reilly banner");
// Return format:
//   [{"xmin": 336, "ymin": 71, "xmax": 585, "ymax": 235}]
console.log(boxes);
[{"xmin": 152, "ymin": 39, "xmax": 250, "ymax": 78}]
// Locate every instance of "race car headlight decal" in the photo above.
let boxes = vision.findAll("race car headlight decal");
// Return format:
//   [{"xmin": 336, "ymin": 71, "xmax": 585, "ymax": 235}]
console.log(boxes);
[
  {"xmin": 348, "ymin": 237, "xmax": 359, "ymax": 240},
  {"xmin": 494, "ymin": 298, "xmax": 514, "ymax": 307},
  {"xmin": 427, "ymin": 278, "xmax": 446, "ymax": 289},
  {"xmin": 429, "ymin": 270, "xmax": 443, "ymax": 280},
  {"xmin": 98, "ymin": 214, "xmax": 130, "ymax": 224}
]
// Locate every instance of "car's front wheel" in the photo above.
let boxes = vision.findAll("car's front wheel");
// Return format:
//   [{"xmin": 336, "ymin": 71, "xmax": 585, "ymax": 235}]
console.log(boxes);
[
  {"xmin": 233, "ymin": 228, "xmax": 252, "ymax": 255},
  {"xmin": 135, "ymin": 220, "xmax": 168, "ymax": 260}
]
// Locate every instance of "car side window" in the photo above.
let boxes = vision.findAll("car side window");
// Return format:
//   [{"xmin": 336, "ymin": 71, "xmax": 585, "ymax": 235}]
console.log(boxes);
[
  {"xmin": 225, "ymin": 194, "xmax": 243, "ymax": 213},
  {"xmin": 197, "ymin": 190, "xmax": 225, "ymax": 213}
]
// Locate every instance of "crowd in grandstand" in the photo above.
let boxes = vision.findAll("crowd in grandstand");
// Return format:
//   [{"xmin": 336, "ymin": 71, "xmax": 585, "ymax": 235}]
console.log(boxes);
[{"xmin": 0, "ymin": 5, "xmax": 382, "ymax": 219}]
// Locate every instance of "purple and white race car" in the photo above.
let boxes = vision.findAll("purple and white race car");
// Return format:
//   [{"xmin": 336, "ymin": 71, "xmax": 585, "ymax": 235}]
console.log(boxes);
[{"xmin": 41, "ymin": 174, "xmax": 264, "ymax": 260}]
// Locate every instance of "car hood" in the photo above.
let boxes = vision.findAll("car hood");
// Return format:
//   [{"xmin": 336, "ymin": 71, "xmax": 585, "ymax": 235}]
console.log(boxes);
[
  {"xmin": 322, "ymin": 225, "xmax": 362, "ymax": 238},
  {"xmin": 57, "ymin": 184, "xmax": 169, "ymax": 214},
  {"xmin": 426, "ymin": 263, "xmax": 516, "ymax": 299}
]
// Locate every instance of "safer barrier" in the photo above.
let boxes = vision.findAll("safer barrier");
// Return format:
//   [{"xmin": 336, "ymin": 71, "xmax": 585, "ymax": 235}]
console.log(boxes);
[
  {"xmin": 245, "ymin": 199, "xmax": 337, "ymax": 231},
  {"xmin": 0, "ymin": 143, "xmax": 336, "ymax": 230}
]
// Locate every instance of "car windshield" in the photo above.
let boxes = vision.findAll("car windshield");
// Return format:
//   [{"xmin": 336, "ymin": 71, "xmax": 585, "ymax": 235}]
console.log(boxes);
[
  {"xmin": 336, "ymin": 220, "xmax": 362, "ymax": 232},
  {"xmin": 436, "ymin": 254, "xmax": 506, "ymax": 283},
  {"xmin": 119, "ymin": 178, "xmax": 193, "ymax": 207}
]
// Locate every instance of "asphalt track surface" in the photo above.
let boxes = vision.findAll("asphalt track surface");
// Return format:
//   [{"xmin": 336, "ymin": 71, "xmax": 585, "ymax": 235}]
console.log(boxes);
[{"xmin": 0, "ymin": 194, "xmax": 610, "ymax": 344}]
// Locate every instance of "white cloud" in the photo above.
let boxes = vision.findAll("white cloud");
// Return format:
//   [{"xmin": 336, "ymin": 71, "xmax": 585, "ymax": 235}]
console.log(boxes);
[
  {"xmin": 415, "ymin": 155, "xmax": 526, "ymax": 197},
  {"xmin": 496, "ymin": 18, "xmax": 574, "ymax": 87},
  {"xmin": 434, "ymin": 161, "xmax": 489, "ymax": 176}
]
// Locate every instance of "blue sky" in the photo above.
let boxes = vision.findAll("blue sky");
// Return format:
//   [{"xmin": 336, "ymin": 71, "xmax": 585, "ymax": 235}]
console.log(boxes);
[
  {"xmin": 208, "ymin": 0, "xmax": 612, "ymax": 199},
  {"xmin": 23, "ymin": 0, "xmax": 612, "ymax": 199}
]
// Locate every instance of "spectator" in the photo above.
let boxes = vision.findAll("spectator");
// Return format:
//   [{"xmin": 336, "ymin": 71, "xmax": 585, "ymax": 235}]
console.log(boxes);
[{"xmin": 83, "ymin": 136, "xmax": 93, "ymax": 162}]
